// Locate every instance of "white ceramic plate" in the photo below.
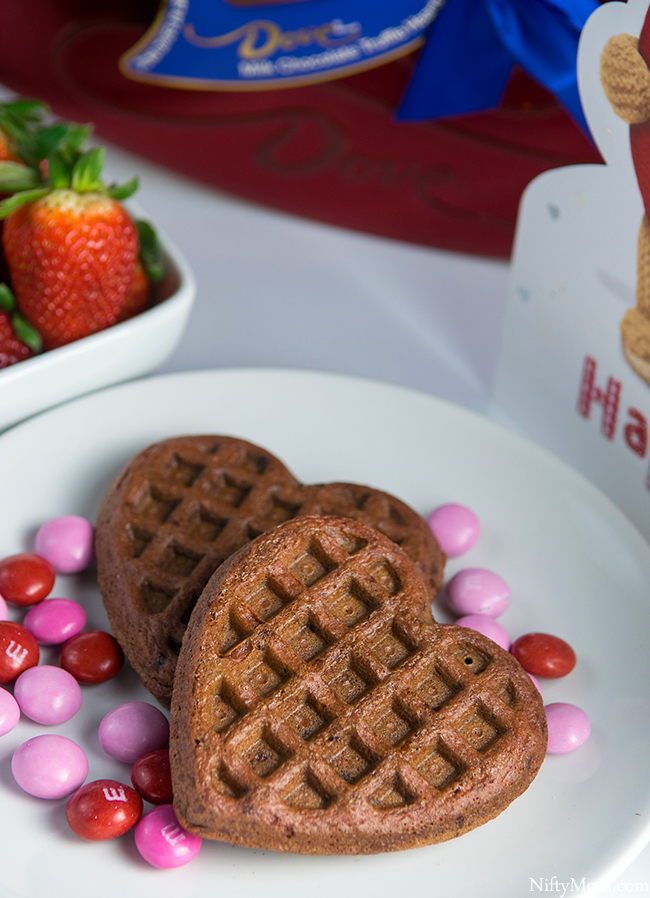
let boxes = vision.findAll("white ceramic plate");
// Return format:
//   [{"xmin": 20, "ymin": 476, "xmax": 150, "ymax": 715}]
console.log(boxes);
[{"xmin": 1, "ymin": 368, "xmax": 649, "ymax": 898}]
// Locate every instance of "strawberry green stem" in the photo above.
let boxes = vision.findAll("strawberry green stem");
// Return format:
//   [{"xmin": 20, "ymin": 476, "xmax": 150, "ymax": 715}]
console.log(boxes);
[
  {"xmin": 71, "ymin": 146, "xmax": 105, "ymax": 192},
  {"xmin": 136, "ymin": 220, "xmax": 164, "ymax": 282},
  {"xmin": 0, "ymin": 188, "xmax": 49, "ymax": 219},
  {"xmin": 0, "ymin": 283, "xmax": 15, "ymax": 313},
  {"xmin": 0, "ymin": 98, "xmax": 48, "ymax": 168},
  {"xmin": 0, "ymin": 99, "xmax": 137, "ymax": 212},
  {"xmin": 0, "ymin": 161, "xmax": 41, "ymax": 192},
  {"xmin": 12, "ymin": 313, "xmax": 42, "ymax": 353}
]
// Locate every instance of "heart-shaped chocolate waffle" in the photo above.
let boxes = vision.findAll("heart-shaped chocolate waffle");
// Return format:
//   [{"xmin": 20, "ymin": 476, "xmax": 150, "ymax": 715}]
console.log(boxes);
[
  {"xmin": 170, "ymin": 515, "xmax": 547, "ymax": 854},
  {"xmin": 95, "ymin": 435, "xmax": 445, "ymax": 706}
]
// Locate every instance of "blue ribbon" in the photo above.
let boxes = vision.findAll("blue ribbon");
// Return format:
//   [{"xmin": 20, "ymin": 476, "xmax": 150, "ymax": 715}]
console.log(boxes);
[{"xmin": 396, "ymin": 0, "xmax": 599, "ymax": 134}]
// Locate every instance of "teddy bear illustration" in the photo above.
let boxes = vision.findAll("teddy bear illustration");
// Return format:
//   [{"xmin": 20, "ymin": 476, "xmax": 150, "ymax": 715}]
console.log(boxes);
[{"xmin": 601, "ymin": 17, "xmax": 650, "ymax": 385}]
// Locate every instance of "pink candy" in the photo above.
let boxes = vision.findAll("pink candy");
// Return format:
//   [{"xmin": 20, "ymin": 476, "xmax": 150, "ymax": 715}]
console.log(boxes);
[
  {"xmin": 14, "ymin": 665, "xmax": 83, "ymax": 725},
  {"xmin": 12, "ymin": 734, "xmax": 88, "ymax": 799},
  {"xmin": 427, "ymin": 504, "xmax": 480, "ymax": 557},
  {"xmin": 3, "ymin": 497, "xmax": 590, "ymax": 867},
  {"xmin": 35, "ymin": 515, "xmax": 94, "ymax": 574},
  {"xmin": 446, "ymin": 568, "xmax": 510, "ymax": 618},
  {"xmin": 135, "ymin": 804, "xmax": 202, "ymax": 868},
  {"xmin": 0, "ymin": 686, "xmax": 20, "ymax": 735},
  {"xmin": 99, "ymin": 701, "xmax": 170, "ymax": 764},
  {"xmin": 455, "ymin": 614, "xmax": 511, "ymax": 651},
  {"xmin": 545, "ymin": 702, "xmax": 591, "ymax": 754},
  {"xmin": 23, "ymin": 597, "xmax": 86, "ymax": 645}
]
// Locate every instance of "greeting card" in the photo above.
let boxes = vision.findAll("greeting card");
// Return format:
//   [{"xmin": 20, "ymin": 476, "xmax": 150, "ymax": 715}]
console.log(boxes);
[{"xmin": 493, "ymin": 0, "xmax": 650, "ymax": 540}]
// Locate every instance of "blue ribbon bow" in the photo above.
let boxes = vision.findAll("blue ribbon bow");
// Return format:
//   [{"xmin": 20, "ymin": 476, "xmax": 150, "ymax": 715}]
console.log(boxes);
[{"xmin": 396, "ymin": 0, "xmax": 599, "ymax": 134}]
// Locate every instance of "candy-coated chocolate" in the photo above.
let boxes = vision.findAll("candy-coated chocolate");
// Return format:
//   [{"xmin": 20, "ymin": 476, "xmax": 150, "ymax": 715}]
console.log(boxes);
[
  {"xmin": 23, "ymin": 598, "xmax": 86, "ymax": 645},
  {"xmin": 446, "ymin": 568, "xmax": 511, "ymax": 618},
  {"xmin": 455, "ymin": 614, "xmax": 510, "ymax": 650},
  {"xmin": 426, "ymin": 504, "xmax": 480, "ymax": 557},
  {"xmin": 511, "ymin": 632, "xmax": 577, "ymax": 678},
  {"xmin": 135, "ymin": 804, "xmax": 201, "ymax": 868},
  {"xmin": 0, "ymin": 686, "xmax": 20, "ymax": 735},
  {"xmin": 66, "ymin": 779, "xmax": 143, "ymax": 840},
  {"xmin": 99, "ymin": 701, "xmax": 169, "ymax": 764},
  {"xmin": 545, "ymin": 702, "xmax": 591, "ymax": 753},
  {"xmin": 0, "ymin": 553, "xmax": 55, "ymax": 606},
  {"xmin": 131, "ymin": 749, "xmax": 173, "ymax": 805},
  {"xmin": 0, "ymin": 593, "xmax": 7, "ymax": 621},
  {"xmin": 0, "ymin": 621, "xmax": 39, "ymax": 684},
  {"xmin": 60, "ymin": 630, "xmax": 124, "ymax": 684},
  {"xmin": 12, "ymin": 734, "xmax": 88, "ymax": 799},
  {"xmin": 14, "ymin": 665, "xmax": 83, "ymax": 725},
  {"xmin": 35, "ymin": 515, "xmax": 94, "ymax": 574}
]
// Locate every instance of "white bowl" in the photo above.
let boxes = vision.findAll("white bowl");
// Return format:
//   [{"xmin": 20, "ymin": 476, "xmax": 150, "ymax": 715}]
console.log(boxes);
[{"xmin": 0, "ymin": 221, "xmax": 195, "ymax": 433}]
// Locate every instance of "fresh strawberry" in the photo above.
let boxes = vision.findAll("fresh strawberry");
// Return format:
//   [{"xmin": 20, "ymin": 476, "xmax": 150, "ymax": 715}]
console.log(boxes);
[
  {"xmin": 2, "ymin": 187, "xmax": 143, "ymax": 349},
  {"xmin": 0, "ymin": 104, "xmax": 164, "ymax": 352},
  {"xmin": 0, "ymin": 140, "xmax": 154, "ymax": 350},
  {"xmin": 0, "ymin": 283, "xmax": 40, "ymax": 369}
]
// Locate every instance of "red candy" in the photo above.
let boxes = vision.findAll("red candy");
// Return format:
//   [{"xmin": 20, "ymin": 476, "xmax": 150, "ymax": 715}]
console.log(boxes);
[
  {"xmin": 511, "ymin": 632, "xmax": 577, "ymax": 679},
  {"xmin": 131, "ymin": 749, "xmax": 173, "ymax": 805},
  {"xmin": 0, "ymin": 552, "xmax": 55, "ymax": 606},
  {"xmin": 66, "ymin": 779, "xmax": 143, "ymax": 841},
  {"xmin": 60, "ymin": 630, "xmax": 124, "ymax": 684},
  {"xmin": 0, "ymin": 621, "xmax": 39, "ymax": 684}
]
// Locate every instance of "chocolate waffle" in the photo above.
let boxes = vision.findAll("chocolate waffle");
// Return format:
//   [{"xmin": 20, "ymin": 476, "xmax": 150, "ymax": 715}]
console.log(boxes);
[
  {"xmin": 95, "ymin": 435, "xmax": 445, "ymax": 706},
  {"xmin": 170, "ymin": 515, "xmax": 546, "ymax": 854}
]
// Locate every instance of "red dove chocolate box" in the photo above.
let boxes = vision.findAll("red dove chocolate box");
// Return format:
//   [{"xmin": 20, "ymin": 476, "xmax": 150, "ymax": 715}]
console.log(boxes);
[
  {"xmin": 169, "ymin": 515, "xmax": 547, "ymax": 854},
  {"xmin": 95, "ymin": 435, "xmax": 445, "ymax": 706}
]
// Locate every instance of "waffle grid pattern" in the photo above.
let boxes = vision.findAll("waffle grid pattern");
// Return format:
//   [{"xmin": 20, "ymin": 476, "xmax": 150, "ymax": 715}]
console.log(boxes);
[
  {"xmin": 118, "ymin": 440, "xmax": 303, "ymax": 649},
  {"xmin": 111, "ymin": 438, "xmax": 441, "ymax": 669},
  {"xmin": 192, "ymin": 523, "xmax": 524, "ymax": 816}
]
